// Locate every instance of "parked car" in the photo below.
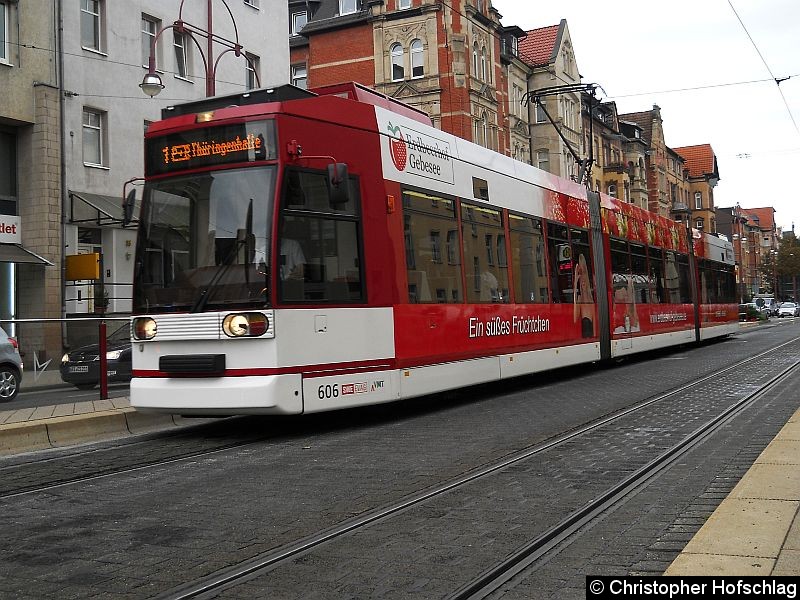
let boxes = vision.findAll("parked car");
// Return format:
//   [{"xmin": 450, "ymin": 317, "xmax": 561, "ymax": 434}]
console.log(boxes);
[
  {"xmin": 0, "ymin": 326, "xmax": 23, "ymax": 402},
  {"xmin": 742, "ymin": 302, "xmax": 768, "ymax": 320},
  {"xmin": 778, "ymin": 302, "xmax": 800, "ymax": 318},
  {"xmin": 60, "ymin": 324, "xmax": 132, "ymax": 390}
]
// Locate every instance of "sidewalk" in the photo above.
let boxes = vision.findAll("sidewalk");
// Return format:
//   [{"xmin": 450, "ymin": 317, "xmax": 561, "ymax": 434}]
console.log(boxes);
[
  {"xmin": 0, "ymin": 391, "xmax": 192, "ymax": 455},
  {"xmin": 665, "ymin": 405, "xmax": 800, "ymax": 575}
]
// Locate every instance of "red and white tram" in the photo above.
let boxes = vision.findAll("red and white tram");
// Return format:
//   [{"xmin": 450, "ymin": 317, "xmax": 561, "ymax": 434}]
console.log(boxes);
[{"xmin": 129, "ymin": 84, "xmax": 737, "ymax": 415}]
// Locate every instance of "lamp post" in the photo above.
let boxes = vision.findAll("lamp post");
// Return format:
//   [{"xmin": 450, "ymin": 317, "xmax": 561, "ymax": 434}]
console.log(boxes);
[{"xmin": 139, "ymin": 0, "xmax": 259, "ymax": 98}]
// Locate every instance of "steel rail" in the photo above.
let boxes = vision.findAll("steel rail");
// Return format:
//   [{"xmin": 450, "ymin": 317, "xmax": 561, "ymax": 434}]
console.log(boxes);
[{"xmin": 448, "ymin": 359, "xmax": 800, "ymax": 600}]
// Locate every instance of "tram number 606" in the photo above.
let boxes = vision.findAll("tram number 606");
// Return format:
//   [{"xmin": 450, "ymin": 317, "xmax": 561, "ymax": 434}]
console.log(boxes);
[{"xmin": 318, "ymin": 384, "xmax": 339, "ymax": 400}]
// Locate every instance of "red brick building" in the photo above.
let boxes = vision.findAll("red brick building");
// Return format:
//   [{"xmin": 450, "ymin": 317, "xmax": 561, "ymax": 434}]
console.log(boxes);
[{"xmin": 289, "ymin": 0, "xmax": 528, "ymax": 155}]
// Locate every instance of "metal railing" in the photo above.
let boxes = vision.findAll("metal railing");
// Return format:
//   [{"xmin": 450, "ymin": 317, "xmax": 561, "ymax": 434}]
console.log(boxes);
[{"xmin": 0, "ymin": 316, "xmax": 129, "ymax": 400}]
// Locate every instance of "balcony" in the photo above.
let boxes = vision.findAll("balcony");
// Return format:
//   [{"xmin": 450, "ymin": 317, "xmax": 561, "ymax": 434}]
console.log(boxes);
[{"xmin": 602, "ymin": 162, "xmax": 627, "ymax": 174}]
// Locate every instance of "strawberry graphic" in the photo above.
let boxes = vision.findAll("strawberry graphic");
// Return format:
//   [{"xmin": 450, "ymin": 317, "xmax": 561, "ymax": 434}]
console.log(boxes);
[{"xmin": 387, "ymin": 122, "xmax": 407, "ymax": 171}]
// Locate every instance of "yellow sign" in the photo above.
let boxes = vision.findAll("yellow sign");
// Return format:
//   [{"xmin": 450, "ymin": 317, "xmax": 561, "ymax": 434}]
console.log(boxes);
[{"xmin": 66, "ymin": 253, "xmax": 100, "ymax": 281}]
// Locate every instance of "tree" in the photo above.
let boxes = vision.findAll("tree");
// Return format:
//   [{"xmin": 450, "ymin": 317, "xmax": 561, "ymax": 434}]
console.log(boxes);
[
  {"xmin": 776, "ymin": 232, "xmax": 800, "ymax": 300},
  {"xmin": 758, "ymin": 250, "xmax": 777, "ymax": 294}
]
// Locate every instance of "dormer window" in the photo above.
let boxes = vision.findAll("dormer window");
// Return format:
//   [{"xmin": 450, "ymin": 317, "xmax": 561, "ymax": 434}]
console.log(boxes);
[
  {"xmin": 291, "ymin": 11, "xmax": 308, "ymax": 36},
  {"xmin": 339, "ymin": 0, "xmax": 358, "ymax": 15}
]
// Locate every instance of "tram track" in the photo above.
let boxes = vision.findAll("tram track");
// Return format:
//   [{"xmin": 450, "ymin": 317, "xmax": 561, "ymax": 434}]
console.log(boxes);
[
  {"xmin": 149, "ymin": 336, "xmax": 800, "ymax": 600},
  {"xmin": 450, "ymin": 359, "xmax": 800, "ymax": 600},
  {"xmin": 0, "ymin": 333, "xmax": 795, "ymax": 502}
]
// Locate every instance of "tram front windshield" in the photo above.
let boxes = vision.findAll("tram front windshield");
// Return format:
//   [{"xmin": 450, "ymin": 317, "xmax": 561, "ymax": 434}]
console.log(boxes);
[{"xmin": 133, "ymin": 166, "xmax": 275, "ymax": 313}]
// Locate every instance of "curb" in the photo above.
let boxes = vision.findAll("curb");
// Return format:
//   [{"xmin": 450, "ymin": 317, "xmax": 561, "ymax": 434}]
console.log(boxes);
[{"xmin": 0, "ymin": 409, "xmax": 192, "ymax": 456}]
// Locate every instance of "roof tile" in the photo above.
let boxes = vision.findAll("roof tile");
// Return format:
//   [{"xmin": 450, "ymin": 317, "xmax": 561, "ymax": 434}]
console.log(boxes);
[{"xmin": 518, "ymin": 24, "xmax": 560, "ymax": 67}]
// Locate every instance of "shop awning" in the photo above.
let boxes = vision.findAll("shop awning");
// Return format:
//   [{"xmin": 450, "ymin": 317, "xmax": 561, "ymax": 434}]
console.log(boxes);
[
  {"xmin": 68, "ymin": 190, "xmax": 139, "ymax": 226},
  {"xmin": 0, "ymin": 243, "xmax": 55, "ymax": 265}
]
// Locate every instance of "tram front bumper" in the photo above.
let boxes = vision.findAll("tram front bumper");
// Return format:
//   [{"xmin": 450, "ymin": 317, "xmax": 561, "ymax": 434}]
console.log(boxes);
[{"xmin": 130, "ymin": 373, "xmax": 303, "ymax": 415}]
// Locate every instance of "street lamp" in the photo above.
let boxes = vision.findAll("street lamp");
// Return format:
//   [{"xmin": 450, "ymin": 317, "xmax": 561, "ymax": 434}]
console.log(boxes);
[
  {"xmin": 139, "ymin": 72, "xmax": 165, "ymax": 97},
  {"xmin": 140, "ymin": 0, "xmax": 260, "ymax": 98}
]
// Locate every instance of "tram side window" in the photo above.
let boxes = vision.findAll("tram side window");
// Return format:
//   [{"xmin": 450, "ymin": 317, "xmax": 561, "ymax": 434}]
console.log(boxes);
[
  {"xmin": 403, "ymin": 190, "xmax": 463, "ymax": 303},
  {"xmin": 610, "ymin": 237, "xmax": 633, "ymax": 306},
  {"xmin": 701, "ymin": 261, "xmax": 735, "ymax": 304},
  {"xmin": 648, "ymin": 247, "xmax": 667, "ymax": 304},
  {"xmin": 570, "ymin": 228, "xmax": 594, "ymax": 304},
  {"xmin": 547, "ymin": 223, "xmax": 570, "ymax": 303},
  {"xmin": 630, "ymin": 243, "xmax": 650, "ymax": 304},
  {"xmin": 663, "ymin": 251, "xmax": 682, "ymax": 303},
  {"xmin": 279, "ymin": 168, "xmax": 363, "ymax": 303},
  {"xmin": 509, "ymin": 214, "xmax": 548, "ymax": 303},
  {"xmin": 677, "ymin": 254, "xmax": 692, "ymax": 303},
  {"xmin": 699, "ymin": 259, "xmax": 712, "ymax": 303},
  {"xmin": 462, "ymin": 203, "xmax": 509, "ymax": 303},
  {"xmin": 722, "ymin": 264, "xmax": 736, "ymax": 302}
]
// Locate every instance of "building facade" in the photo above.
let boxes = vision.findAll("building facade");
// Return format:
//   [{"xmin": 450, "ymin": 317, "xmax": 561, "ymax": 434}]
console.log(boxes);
[
  {"xmin": 290, "ymin": 0, "xmax": 526, "ymax": 156},
  {"xmin": 0, "ymin": 0, "xmax": 60, "ymax": 352},
  {"xmin": 519, "ymin": 20, "xmax": 581, "ymax": 179},
  {"xmin": 717, "ymin": 205, "xmax": 779, "ymax": 300},
  {"xmin": 673, "ymin": 144, "xmax": 720, "ymax": 233}
]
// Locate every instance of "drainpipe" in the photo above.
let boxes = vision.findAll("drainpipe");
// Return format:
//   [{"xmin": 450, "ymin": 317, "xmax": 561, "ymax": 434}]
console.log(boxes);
[{"xmin": 57, "ymin": 0, "xmax": 68, "ymax": 347}]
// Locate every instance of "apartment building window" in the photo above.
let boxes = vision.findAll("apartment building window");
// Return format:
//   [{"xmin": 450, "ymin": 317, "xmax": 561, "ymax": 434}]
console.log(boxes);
[
  {"xmin": 398, "ymin": 0, "xmax": 412, "ymax": 8},
  {"xmin": 0, "ymin": 2, "xmax": 8, "ymax": 63},
  {"xmin": 174, "ymin": 31, "xmax": 189, "ymax": 78},
  {"xmin": 694, "ymin": 191, "xmax": 702, "ymax": 210},
  {"xmin": 339, "ymin": 0, "xmax": 358, "ymax": 15},
  {"xmin": 245, "ymin": 53, "xmax": 259, "ymax": 90},
  {"xmin": 291, "ymin": 64, "xmax": 307, "ymax": 89},
  {"xmin": 291, "ymin": 11, "xmax": 307, "ymax": 36},
  {"xmin": 82, "ymin": 108, "xmax": 106, "ymax": 167},
  {"xmin": 472, "ymin": 42, "xmax": 479, "ymax": 79},
  {"xmin": 141, "ymin": 15, "xmax": 160, "ymax": 68},
  {"xmin": 410, "ymin": 39, "xmax": 424, "ymax": 78},
  {"xmin": 473, "ymin": 112, "xmax": 487, "ymax": 147},
  {"xmin": 391, "ymin": 43, "xmax": 404, "ymax": 81},
  {"xmin": 481, "ymin": 46, "xmax": 487, "ymax": 82},
  {"xmin": 0, "ymin": 130, "xmax": 16, "ymax": 215},
  {"xmin": 535, "ymin": 101, "xmax": 547, "ymax": 123},
  {"xmin": 695, "ymin": 219, "xmax": 704, "ymax": 230},
  {"xmin": 536, "ymin": 150, "xmax": 549, "ymax": 172},
  {"xmin": 81, "ymin": 0, "xmax": 103, "ymax": 52}
]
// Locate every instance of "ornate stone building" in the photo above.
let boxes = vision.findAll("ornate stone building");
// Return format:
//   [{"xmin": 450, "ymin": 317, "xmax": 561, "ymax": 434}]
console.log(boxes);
[
  {"xmin": 518, "ymin": 20, "xmax": 581, "ymax": 179},
  {"xmin": 673, "ymin": 144, "xmax": 720, "ymax": 233},
  {"xmin": 290, "ymin": 0, "xmax": 531, "ymax": 157}
]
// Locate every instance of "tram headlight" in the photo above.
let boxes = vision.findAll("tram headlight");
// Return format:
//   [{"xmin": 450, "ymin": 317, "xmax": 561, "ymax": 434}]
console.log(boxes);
[
  {"xmin": 222, "ymin": 312, "xmax": 269, "ymax": 337},
  {"xmin": 132, "ymin": 317, "xmax": 157, "ymax": 340}
]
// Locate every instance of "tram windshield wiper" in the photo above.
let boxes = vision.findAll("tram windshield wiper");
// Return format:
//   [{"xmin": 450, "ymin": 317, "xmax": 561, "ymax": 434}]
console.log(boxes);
[{"xmin": 190, "ymin": 200, "xmax": 254, "ymax": 313}]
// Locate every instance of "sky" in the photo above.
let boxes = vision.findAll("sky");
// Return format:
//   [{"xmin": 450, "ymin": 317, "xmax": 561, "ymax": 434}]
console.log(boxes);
[{"xmin": 492, "ymin": 0, "xmax": 800, "ymax": 233}]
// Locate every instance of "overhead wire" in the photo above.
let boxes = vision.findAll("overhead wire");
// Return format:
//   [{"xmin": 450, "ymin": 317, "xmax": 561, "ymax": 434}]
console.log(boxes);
[{"xmin": 727, "ymin": 0, "xmax": 799, "ymax": 136}]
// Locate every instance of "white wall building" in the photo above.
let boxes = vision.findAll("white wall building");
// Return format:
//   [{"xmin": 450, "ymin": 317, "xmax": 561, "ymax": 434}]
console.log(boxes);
[{"xmin": 61, "ymin": 0, "xmax": 288, "ymax": 315}]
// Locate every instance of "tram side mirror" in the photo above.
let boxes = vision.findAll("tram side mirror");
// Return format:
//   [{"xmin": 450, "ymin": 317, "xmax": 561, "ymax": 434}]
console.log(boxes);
[
  {"xmin": 122, "ymin": 189, "xmax": 136, "ymax": 226},
  {"xmin": 327, "ymin": 163, "xmax": 350, "ymax": 206}
]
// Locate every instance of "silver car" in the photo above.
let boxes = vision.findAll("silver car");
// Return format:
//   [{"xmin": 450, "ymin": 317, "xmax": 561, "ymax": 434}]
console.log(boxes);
[{"xmin": 0, "ymin": 326, "xmax": 23, "ymax": 401}]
